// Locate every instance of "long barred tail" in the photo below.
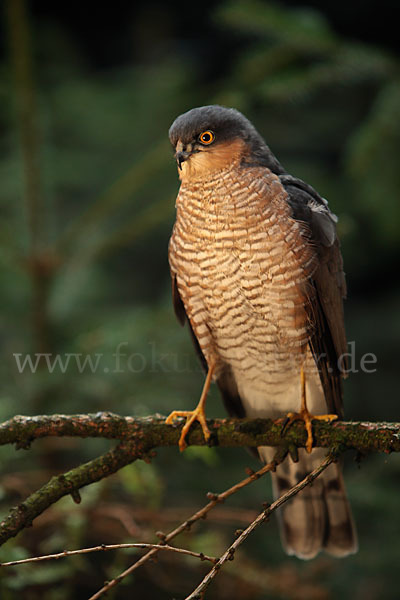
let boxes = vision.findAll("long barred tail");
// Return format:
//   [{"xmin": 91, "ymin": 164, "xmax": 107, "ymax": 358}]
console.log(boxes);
[{"xmin": 261, "ymin": 447, "xmax": 358, "ymax": 559}]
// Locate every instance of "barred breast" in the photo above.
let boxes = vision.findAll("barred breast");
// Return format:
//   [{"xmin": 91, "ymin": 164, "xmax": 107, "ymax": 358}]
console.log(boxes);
[{"xmin": 169, "ymin": 163, "xmax": 324, "ymax": 418}]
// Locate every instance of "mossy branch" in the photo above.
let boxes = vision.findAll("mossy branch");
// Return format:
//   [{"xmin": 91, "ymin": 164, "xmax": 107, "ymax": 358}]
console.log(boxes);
[
  {"xmin": 1, "ymin": 412, "xmax": 399, "ymax": 453},
  {"xmin": 0, "ymin": 438, "xmax": 150, "ymax": 546},
  {"xmin": 0, "ymin": 412, "xmax": 399, "ymax": 547}
]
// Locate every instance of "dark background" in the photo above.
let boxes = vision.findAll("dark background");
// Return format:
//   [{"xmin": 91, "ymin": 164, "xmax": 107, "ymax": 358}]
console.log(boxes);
[{"xmin": 1, "ymin": 1, "xmax": 399, "ymax": 598}]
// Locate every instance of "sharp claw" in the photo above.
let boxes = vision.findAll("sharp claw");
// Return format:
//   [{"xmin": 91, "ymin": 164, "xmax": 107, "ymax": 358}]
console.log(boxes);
[
  {"xmin": 165, "ymin": 411, "xmax": 186, "ymax": 425},
  {"xmin": 281, "ymin": 415, "xmax": 291, "ymax": 437},
  {"xmin": 281, "ymin": 412, "xmax": 299, "ymax": 438},
  {"xmin": 178, "ymin": 438, "xmax": 187, "ymax": 452}
]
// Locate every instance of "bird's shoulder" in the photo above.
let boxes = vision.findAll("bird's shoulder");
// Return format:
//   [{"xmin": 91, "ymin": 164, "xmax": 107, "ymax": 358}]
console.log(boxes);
[{"xmin": 278, "ymin": 173, "xmax": 338, "ymax": 248}]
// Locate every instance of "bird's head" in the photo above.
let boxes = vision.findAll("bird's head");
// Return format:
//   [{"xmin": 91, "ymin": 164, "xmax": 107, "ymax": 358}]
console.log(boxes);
[{"xmin": 168, "ymin": 105, "xmax": 283, "ymax": 180}]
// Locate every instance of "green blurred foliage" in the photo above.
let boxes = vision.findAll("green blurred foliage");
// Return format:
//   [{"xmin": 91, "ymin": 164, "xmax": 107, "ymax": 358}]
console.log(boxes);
[{"xmin": 1, "ymin": 0, "xmax": 399, "ymax": 598}]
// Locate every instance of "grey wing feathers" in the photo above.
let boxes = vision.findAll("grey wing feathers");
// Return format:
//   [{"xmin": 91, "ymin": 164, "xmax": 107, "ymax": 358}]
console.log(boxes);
[
  {"xmin": 280, "ymin": 174, "xmax": 348, "ymax": 416},
  {"xmin": 280, "ymin": 174, "xmax": 338, "ymax": 247}
]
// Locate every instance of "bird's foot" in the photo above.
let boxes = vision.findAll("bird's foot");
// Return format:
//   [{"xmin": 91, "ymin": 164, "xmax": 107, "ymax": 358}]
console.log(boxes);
[
  {"xmin": 165, "ymin": 405, "xmax": 211, "ymax": 452},
  {"xmin": 282, "ymin": 409, "xmax": 338, "ymax": 454},
  {"xmin": 166, "ymin": 361, "xmax": 215, "ymax": 452}
]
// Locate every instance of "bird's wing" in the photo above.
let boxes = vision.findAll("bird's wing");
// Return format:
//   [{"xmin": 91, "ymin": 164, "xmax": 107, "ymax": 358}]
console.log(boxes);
[{"xmin": 280, "ymin": 174, "xmax": 347, "ymax": 417}]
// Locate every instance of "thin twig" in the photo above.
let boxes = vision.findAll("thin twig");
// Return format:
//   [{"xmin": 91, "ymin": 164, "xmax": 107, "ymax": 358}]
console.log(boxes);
[
  {"xmin": 88, "ymin": 449, "xmax": 287, "ymax": 600},
  {"xmin": 0, "ymin": 543, "xmax": 217, "ymax": 567},
  {"xmin": 185, "ymin": 453, "xmax": 335, "ymax": 600}
]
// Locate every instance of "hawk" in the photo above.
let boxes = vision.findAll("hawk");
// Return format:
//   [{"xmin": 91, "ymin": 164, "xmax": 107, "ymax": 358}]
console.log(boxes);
[{"xmin": 166, "ymin": 105, "xmax": 357, "ymax": 559}]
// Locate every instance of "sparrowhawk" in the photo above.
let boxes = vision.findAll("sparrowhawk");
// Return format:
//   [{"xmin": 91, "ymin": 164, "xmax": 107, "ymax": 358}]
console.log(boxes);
[{"xmin": 166, "ymin": 105, "xmax": 357, "ymax": 559}]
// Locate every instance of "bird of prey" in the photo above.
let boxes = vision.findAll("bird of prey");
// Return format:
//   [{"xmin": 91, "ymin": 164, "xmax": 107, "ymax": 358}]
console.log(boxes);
[{"xmin": 166, "ymin": 105, "xmax": 357, "ymax": 559}]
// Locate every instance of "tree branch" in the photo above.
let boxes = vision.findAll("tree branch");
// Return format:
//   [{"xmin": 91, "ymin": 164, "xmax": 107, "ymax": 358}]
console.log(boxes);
[
  {"xmin": 0, "ymin": 439, "xmax": 150, "ymax": 546},
  {"xmin": 0, "ymin": 412, "xmax": 398, "ymax": 552},
  {"xmin": 1, "ymin": 412, "xmax": 399, "ymax": 453}
]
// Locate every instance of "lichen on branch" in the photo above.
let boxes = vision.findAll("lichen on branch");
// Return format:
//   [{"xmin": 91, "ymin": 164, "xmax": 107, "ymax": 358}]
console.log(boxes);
[{"xmin": 0, "ymin": 412, "xmax": 399, "ymax": 453}]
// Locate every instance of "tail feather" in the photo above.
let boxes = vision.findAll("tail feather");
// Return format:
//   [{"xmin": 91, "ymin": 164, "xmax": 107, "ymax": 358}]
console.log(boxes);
[
  {"xmin": 261, "ymin": 447, "xmax": 357, "ymax": 559},
  {"xmin": 322, "ymin": 462, "xmax": 358, "ymax": 557}
]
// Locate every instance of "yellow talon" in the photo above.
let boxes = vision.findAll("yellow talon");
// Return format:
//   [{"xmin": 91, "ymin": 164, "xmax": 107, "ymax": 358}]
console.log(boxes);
[
  {"xmin": 284, "ymin": 366, "xmax": 338, "ymax": 453},
  {"xmin": 166, "ymin": 407, "xmax": 211, "ymax": 452},
  {"xmin": 284, "ymin": 409, "xmax": 338, "ymax": 454},
  {"xmin": 165, "ymin": 362, "xmax": 215, "ymax": 451}
]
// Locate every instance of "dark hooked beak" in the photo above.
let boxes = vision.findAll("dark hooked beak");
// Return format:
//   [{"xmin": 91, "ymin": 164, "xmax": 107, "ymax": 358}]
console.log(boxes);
[{"xmin": 175, "ymin": 150, "xmax": 191, "ymax": 170}]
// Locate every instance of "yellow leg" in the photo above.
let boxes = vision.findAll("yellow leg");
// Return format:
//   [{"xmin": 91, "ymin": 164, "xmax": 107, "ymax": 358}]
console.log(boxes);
[
  {"xmin": 165, "ymin": 362, "xmax": 215, "ymax": 452},
  {"xmin": 284, "ymin": 366, "xmax": 338, "ymax": 453}
]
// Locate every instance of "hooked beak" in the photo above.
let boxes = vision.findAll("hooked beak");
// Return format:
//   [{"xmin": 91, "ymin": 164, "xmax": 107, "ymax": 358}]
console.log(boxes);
[{"xmin": 175, "ymin": 150, "xmax": 191, "ymax": 170}]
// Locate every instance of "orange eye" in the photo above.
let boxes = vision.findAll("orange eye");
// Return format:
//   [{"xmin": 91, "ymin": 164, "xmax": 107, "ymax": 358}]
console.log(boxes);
[{"xmin": 199, "ymin": 130, "xmax": 215, "ymax": 145}]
